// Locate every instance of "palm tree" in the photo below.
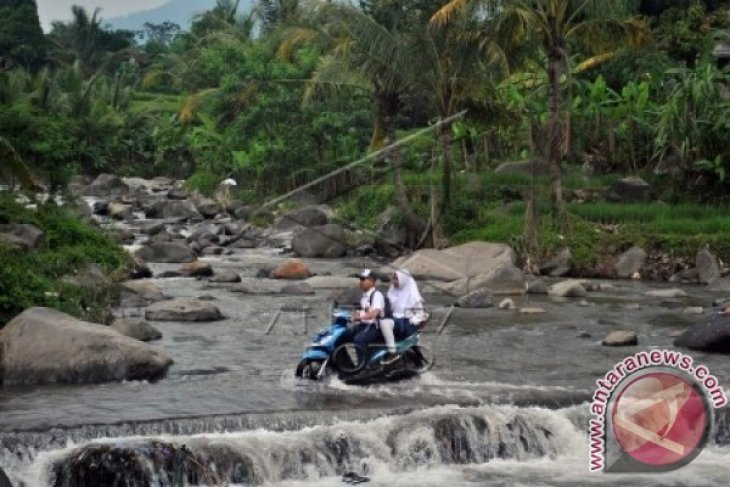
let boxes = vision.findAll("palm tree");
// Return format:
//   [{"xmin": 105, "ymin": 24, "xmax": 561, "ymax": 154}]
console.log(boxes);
[
  {"xmin": 282, "ymin": 1, "xmax": 430, "ymax": 245},
  {"xmin": 432, "ymin": 0, "xmax": 646, "ymax": 226}
]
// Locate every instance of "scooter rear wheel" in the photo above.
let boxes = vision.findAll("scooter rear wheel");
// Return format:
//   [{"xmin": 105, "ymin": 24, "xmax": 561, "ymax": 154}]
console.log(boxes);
[{"xmin": 332, "ymin": 343, "xmax": 367, "ymax": 374}]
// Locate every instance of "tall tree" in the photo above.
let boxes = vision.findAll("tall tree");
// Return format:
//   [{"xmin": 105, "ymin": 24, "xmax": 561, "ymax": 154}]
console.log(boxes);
[
  {"xmin": 0, "ymin": 0, "xmax": 46, "ymax": 70},
  {"xmin": 433, "ymin": 0, "xmax": 646, "ymax": 226}
]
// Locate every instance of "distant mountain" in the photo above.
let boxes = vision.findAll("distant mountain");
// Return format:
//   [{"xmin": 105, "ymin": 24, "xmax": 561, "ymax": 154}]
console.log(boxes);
[{"xmin": 108, "ymin": 0, "xmax": 254, "ymax": 32}]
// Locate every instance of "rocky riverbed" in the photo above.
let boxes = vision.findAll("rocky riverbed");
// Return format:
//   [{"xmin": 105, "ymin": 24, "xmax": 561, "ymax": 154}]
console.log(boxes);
[{"xmin": 1, "ymin": 174, "xmax": 729, "ymax": 486}]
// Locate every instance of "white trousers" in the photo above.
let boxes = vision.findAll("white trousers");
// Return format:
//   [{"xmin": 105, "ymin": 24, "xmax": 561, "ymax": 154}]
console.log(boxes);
[{"xmin": 380, "ymin": 318, "xmax": 396, "ymax": 352}]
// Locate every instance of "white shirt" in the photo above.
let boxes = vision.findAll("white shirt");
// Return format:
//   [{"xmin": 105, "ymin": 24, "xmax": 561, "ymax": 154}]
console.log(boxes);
[{"xmin": 360, "ymin": 288, "xmax": 384, "ymax": 324}]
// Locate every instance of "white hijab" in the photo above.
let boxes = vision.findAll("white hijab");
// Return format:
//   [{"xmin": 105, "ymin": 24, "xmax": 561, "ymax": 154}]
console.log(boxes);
[{"xmin": 387, "ymin": 269, "xmax": 424, "ymax": 318}]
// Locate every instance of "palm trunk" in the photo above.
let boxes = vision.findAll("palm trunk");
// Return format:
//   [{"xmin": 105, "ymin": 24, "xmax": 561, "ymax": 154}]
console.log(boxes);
[
  {"xmin": 439, "ymin": 126, "xmax": 453, "ymax": 214},
  {"xmin": 547, "ymin": 48, "xmax": 567, "ymax": 227}
]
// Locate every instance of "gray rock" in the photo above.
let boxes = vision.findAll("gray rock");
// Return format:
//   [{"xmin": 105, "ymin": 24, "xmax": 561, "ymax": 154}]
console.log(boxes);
[
  {"xmin": 455, "ymin": 289, "xmax": 494, "ymax": 308},
  {"xmin": 196, "ymin": 198, "xmax": 221, "ymax": 218},
  {"xmin": 669, "ymin": 267, "xmax": 699, "ymax": 283},
  {"xmin": 111, "ymin": 318, "xmax": 162, "ymax": 341},
  {"xmin": 548, "ymin": 280, "xmax": 588, "ymax": 298},
  {"xmin": 606, "ymin": 176, "xmax": 652, "ymax": 203},
  {"xmin": 167, "ymin": 187, "xmax": 189, "ymax": 200},
  {"xmin": 0, "ymin": 308, "xmax": 172, "ymax": 385},
  {"xmin": 120, "ymin": 280, "xmax": 166, "ymax": 305},
  {"xmin": 210, "ymin": 270, "xmax": 241, "ymax": 283},
  {"xmin": 281, "ymin": 282, "xmax": 316, "ymax": 295},
  {"xmin": 602, "ymin": 330, "xmax": 638, "ymax": 346},
  {"xmin": 526, "ymin": 278, "xmax": 548, "ymax": 294},
  {"xmin": 0, "ymin": 223, "xmax": 43, "ymax": 250},
  {"xmin": 202, "ymin": 246, "xmax": 224, "ymax": 256},
  {"xmin": 292, "ymin": 224, "xmax": 347, "ymax": 258},
  {"xmin": 540, "ymin": 248, "xmax": 571, "ymax": 277},
  {"xmin": 389, "ymin": 242, "xmax": 517, "ymax": 282},
  {"xmin": 614, "ymin": 246, "xmax": 647, "ymax": 278},
  {"xmin": 145, "ymin": 298, "xmax": 224, "ymax": 322},
  {"xmin": 498, "ymin": 298, "xmax": 515, "ymax": 310},
  {"xmin": 697, "ymin": 247, "xmax": 721, "ymax": 284},
  {"xmin": 61, "ymin": 264, "xmax": 111, "ymax": 291},
  {"xmin": 644, "ymin": 288, "xmax": 687, "ymax": 298},
  {"xmin": 143, "ymin": 222, "xmax": 166, "ymax": 236},
  {"xmin": 674, "ymin": 315, "xmax": 730, "ymax": 353},
  {"xmin": 80, "ymin": 174, "xmax": 129, "ymax": 197},
  {"xmin": 134, "ymin": 242, "xmax": 197, "ymax": 263},
  {"xmin": 180, "ymin": 262, "xmax": 214, "ymax": 277},
  {"xmin": 145, "ymin": 200, "xmax": 201, "ymax": 220}
]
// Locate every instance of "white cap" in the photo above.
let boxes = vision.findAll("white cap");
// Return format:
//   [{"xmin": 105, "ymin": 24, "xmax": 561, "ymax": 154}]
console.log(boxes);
[{"xmin": 357, "ymin": 269, "xmax": 375, "ymax": 280}]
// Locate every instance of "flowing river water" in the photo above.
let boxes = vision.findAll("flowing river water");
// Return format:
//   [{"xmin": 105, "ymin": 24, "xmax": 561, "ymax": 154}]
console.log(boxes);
[{"xmin": 1, "ymin": 201, "xmax": 729, "ymax": 486}]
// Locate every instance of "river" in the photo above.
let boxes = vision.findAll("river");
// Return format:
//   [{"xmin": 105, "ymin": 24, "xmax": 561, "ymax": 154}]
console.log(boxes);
[{"xmin": 1, "ymin": 202, "xmax": 729, "ymax": 486}]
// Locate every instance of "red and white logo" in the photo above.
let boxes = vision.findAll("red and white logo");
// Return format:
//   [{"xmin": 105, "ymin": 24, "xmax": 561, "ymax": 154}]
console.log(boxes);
[{"xmin": 611, "ymin": 371, "xmax": 709, "ymax": 468}]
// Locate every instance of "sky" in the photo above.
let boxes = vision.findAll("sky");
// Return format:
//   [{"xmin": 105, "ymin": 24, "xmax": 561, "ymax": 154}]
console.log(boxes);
[{"xmin": 35, "ymin": 0, "xmax": 169, "ymax": 31}]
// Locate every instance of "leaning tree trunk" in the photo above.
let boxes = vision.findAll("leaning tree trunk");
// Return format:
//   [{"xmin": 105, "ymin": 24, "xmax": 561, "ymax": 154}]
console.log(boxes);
[
  {"xmin": 377, "ymin": 100, "xmax": 429, "ymax": 248},
  {"xmin": 547, "ymin": 48, "xmax": 568, "ymax": 228}
]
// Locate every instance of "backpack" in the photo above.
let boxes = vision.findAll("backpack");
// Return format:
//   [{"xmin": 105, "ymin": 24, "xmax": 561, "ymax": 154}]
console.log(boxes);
[{"xmin": 369, "ymin": 289, "xmax": 393, "ymax": 319}]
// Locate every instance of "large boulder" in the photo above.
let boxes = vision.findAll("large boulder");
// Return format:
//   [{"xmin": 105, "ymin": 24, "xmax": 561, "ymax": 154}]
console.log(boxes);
[
  {"xmin": 494, "ymin": 159, "xmax": 547, "ymax": 177},
  {"xmin": 674, "ymin": 315, "xmax": 730, "ymax": 353},
  {"xmin": 110, "ymin": 319, "xmax": 162, "ymax": 342},
  {"xmin": 697, "ymin": 247, "xmax": 721, "ymax": 284},
  {"xmin": 108, "ymin": 202, "xmax": 132, "ymax": 220},
  {"xmin": 270, "ymin": 259, "xmax": 312, "ymax": 279},
  {"xmin": 292, "ymin": 224, "xmax": 347, "ymax": 258},
  {"xmin": 614, "ymin": 246, "xmax": 647, "ymax": 278},
  {"xmin": 80, "ymin": 174, "xmax": 129, "ymax": 197},
  {"xmin": 0, "ymin": 223, "xmax": 43, "ymax": 250},
  {"xmin": 708, "ymin": 277, "xmax": 730, "ymax": 292},
  {"xmin": 389, "ymin": 242, "xmax": 516, "ymax": 282},
  {"xmin": 539, "ymin": 248, "xmax": 571, "ymax": 277},
  {"xmin": 0, "ymin": 308, "xmax": 172, "ymax": 385},
  {"xmin": 273, "ymin": 206, "xmax": 330, "ymax": 232},
  {"xmin": 444, "ymin": 263, "xmax": 525, "ymax": 296},
  {"xmin": 606, "ymin": 176, "xmax": 652, "ymax": 203},
  {"xmin": 145, "ymin": 298, "xmax": 223, "ymax": 322},
  {"xmin": 134, "ymin": 242, "xmax": 196, "ymax": 263}
]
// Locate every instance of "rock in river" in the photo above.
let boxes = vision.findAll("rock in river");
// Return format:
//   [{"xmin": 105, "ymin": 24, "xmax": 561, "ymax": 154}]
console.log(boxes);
[
  {"xmin": 145, "ymin": 298, "xmax": 224, "ymax": 322},
  {"xmin": 0, "ymin": 307, "xmax": 172, "ymax": 385}
]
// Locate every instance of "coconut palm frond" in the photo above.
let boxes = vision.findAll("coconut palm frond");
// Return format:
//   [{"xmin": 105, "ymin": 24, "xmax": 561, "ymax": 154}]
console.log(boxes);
[
  {"xmin": 430, "ymin": 0, "xmax": 471, "ymax": 26},
  {"xmin": 0, "ymin": 137, "xmax": 34, "ymax": 189}
]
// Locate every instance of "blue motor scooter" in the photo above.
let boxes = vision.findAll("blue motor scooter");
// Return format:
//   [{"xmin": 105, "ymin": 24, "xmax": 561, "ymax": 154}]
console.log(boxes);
[{"xmin": 295, "ymin": 307, "xmax": 434, "ymax": 384}]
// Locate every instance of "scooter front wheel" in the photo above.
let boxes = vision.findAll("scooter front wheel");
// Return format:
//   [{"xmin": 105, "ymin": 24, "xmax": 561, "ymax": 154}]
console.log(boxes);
[{"xmin": 295, "ymin": 359, "xmax": 325, "ymax": 380}]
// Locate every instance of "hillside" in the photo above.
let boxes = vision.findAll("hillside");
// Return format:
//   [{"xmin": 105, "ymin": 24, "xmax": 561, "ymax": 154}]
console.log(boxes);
[{"xmin": 108, "ymin": 0, "xmax": 254, "ymax": 31}]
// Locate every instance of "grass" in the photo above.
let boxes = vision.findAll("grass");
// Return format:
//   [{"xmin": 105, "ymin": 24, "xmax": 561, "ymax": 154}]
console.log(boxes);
[
  {"xmin": 0, "ymin": 192, "xmax": 132, "ymax": 326},
  {"xmin": 334, "ymin": 168, "xmax": 730, "ymax": 268}
]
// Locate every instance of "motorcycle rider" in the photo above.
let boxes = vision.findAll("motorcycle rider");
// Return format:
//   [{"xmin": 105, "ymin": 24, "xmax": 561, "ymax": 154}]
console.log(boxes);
[
  {"xmin": 351, "ymin": 269, "xmax": 387, "ymax": 364},
  {"xmin": 379, "ymin": 269, "xmax": 425, "ymax": 365}
]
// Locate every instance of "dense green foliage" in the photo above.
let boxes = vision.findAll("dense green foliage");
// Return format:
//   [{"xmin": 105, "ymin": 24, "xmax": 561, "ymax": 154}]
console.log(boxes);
[
  {"xmin": 0, "ymin": 0, "xmax": 728, "ymax": 262},
  {"xmin": 0, "ymin": 194, "xmax": 132, "ymax": 325},
  {"xmin": 0, "ymin": 0, "xmax": 46, "ymax": 69}
]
